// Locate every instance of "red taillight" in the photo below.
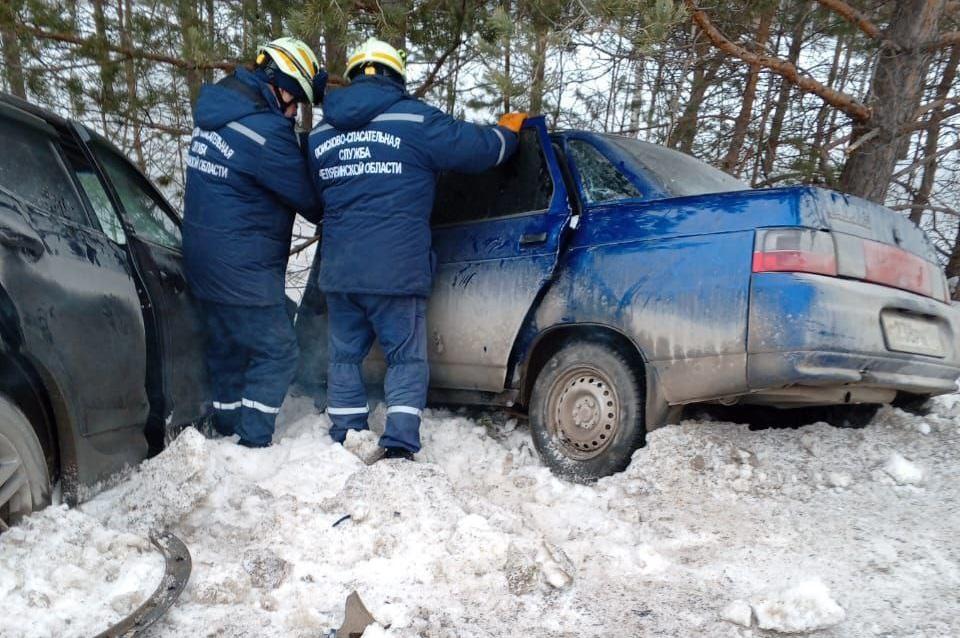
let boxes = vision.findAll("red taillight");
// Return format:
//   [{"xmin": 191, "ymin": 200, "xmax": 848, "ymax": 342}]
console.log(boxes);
[
  {"xmin": 754, "ymin": 228, "xmax": 950, "ymax": 302},
  {"xmin": 861, "ymin": 238, "xmax": 939, "ymax": 300},
  {"xmin": 752, "ymin": 229, "xmax": 838, "ymax": 276}
]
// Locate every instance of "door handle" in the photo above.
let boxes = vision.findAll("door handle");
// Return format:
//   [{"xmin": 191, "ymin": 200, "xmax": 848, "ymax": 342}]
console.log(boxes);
[
  {"xmin": 519, "ymin": 232, "xmax": 547, "ymax": 246},
  {"xmin": 0, "ymin": 216, "xmax": 44, "ymax": 261}
]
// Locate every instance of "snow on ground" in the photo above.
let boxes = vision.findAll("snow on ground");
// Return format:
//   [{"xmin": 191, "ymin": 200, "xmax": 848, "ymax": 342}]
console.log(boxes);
[{"xmin": 2, "ymin": 394, "xmax": 960, "ymax": 637}]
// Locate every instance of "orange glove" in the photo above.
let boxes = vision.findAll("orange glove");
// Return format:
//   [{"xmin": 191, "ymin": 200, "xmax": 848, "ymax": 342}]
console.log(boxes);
[{"xmin": 498, "ymin": 112, "xmax": 528, "ymax": 133}]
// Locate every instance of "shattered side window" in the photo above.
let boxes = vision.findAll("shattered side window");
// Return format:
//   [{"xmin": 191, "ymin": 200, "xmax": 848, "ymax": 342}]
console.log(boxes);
[
  {"xmin": 567, "ymin": 139, "xmax": 641, "ymax": 205},
  {"xmin": 0, "ymin": 116, "xmax": 91, "ymax": 226},
  {"xmin": 432, "ymin": 128, "xmax": 554, "ymax": 226},
  {"xmin": 92, "ymin": 143, "xmax": 181, "ymax": 250},
  {"xmin": 75, "ymin": 170, "xmax": 126, "ymax": 245}
]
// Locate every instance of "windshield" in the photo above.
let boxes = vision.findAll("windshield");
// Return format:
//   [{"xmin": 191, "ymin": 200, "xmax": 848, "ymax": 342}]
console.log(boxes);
[{"xmin": 603, "ymin": 135, "xmax": 749, "ymax": 197}]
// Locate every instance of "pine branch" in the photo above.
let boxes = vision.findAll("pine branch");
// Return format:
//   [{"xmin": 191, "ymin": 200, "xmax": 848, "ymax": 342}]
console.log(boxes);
[
  {"xmin": 815, "ymin": 0, "xmax": 885, "ymax": 43},
  {"xmin": 19, "ymin": 24, "xmax": 239, "ymax": 71},
  {"xmin": 412, "ymin": 0, "xmax": 467, "ymax": 99},
  {"xmin": 684, "ymin": 0, "xmax": 872, "ymax": 122}
]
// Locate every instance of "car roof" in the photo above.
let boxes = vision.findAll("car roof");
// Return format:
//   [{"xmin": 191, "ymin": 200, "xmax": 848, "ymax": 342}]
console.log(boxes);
[
  {"xmin": 0, "ymin": 91, "xmax": 70, "ymax": 129},
  {"xmin": 0, "ymin": 91, "xmax": 131, "ymax": 160}
]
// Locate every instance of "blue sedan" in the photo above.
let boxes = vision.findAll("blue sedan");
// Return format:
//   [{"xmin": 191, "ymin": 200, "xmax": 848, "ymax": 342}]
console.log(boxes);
[{"xmin": 296, "ymin": 116, "xmax": 960, "ymax": 481}]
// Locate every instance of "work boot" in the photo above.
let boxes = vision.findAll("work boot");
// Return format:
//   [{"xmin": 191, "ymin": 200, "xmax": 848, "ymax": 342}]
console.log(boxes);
[
  {"xmin": 238, "ymin": 438, "xmax": 272, "ymax": 449},
  {"xmin": 381, "ymin": 447, "xmax": 415, "ymax": 461}
]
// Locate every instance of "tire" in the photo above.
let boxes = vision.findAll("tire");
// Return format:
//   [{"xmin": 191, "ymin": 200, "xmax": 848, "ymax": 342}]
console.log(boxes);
[
  {"xmin": 0, "ymin": 396, "xmax": 51, "ymax": 530},
  {"xmin": 529, "ymin": 340, "xmax": 645, "ymax": 482}
]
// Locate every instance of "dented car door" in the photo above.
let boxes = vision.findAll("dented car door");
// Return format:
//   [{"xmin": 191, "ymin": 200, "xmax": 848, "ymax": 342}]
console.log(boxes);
[
  {"xmin": 0, "ymin": 104, "xmax": 150, "ymax": 455},
  {"xmin": 424, "ymin": 119, "xmax": 574, "ymax": 391}
]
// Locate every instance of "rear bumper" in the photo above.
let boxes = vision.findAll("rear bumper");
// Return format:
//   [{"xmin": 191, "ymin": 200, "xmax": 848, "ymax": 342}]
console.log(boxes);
[{"xmin": 747, "ymin": 273, "xmax": 960, "ymax": 398}]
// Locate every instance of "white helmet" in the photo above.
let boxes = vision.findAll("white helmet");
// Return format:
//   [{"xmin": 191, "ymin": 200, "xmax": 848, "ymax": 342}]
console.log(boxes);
[
  {"xmin": 257, "ymin": 37, "xmax": 325, "ymax": 104},
  {"xmin": 346, "ymin": 37, "xmax": 406, "ymax": 81}
]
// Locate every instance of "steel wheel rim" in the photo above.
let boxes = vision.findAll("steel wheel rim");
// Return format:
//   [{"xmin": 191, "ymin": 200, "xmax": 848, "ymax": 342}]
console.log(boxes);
[
  {"xmin": 0, "ymin": 431, "xmax": 30, "ymax": 529},
  {"xmin": 546, "ymin": 365, "xmax": 620, "ymax": 460}
]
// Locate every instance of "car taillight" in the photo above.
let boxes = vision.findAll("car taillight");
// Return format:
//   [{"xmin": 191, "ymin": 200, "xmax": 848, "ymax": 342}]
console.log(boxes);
[
  {"xmin": 861, "ymin": 239, "xmax": 934, "ymax": 299},
  {"xmin": 754, "ymin": 228, "xmax": 951, "ymax": 302},
  {"xmin": 752, "ymin": 228, "xmax": 837, "ymax": 276}
]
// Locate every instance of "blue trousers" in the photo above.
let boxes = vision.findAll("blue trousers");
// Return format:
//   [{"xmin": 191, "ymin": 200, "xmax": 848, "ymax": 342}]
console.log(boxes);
[
  {"xmin": 326, "ymin": 293, "xmax": 428, "ymax": 453},
  {"xmin": 200, "ymin": 300, "xmax": 298, "ymax": 446}
]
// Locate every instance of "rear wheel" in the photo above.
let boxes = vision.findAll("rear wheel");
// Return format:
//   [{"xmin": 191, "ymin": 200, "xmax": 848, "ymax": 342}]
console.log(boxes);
[
  {"xmin": 529, "ymin": 341, "xmax": 645, "ymax": 482},
  {"xmin": 0, "ymin": 396, "xmax": 51, "ymax": 530}
]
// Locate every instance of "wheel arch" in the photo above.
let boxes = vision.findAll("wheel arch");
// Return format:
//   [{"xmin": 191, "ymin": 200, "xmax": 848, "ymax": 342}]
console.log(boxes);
[
  {"xmin": 516, "ymin": 322, "xmax": 675, "ymax": 429},
  {"xmin": 0, "ymin": 309, "xmax": 77, "ymax": 493}
]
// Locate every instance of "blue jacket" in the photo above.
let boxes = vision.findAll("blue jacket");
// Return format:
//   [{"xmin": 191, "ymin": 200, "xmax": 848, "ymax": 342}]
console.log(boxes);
[
  {"xmin": 183, "ymin": 68, "xmax": 319, "ymax": 306},
  {"xmin": 308, "ymin": 75, "xmax": 518, "ymax": 297}
]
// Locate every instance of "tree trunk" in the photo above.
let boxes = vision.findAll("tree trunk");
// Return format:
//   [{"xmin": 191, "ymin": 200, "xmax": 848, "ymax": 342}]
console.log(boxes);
[
  {"xmin": 242, "ymin": 0, "xmax": 257, "ymax": 56},
  {"xmin": 811, "ymin": 34, "xmax": 847, "ymax": 183},
  {"xmin": 909, "ymin": 45, "xmax": 959, "ymax": 225},
  {"xmin": 646, "ymin": 45, "xmax": 667, "ymax": 142},
  {"xmin": 670, "ymin": 45, "xmax": 723, "ymax": 154},
  {"xmin": 92, "ymin": 0, "xmax": 117, "ymax": 111},
  {"xmin": 381, "ymin": 0, "xmax": 409, "ymax": 50},
  {"xmin": 177, "ymin": 0, "xmax": 203, "ymax": 107},
  {"xmin": 323, "ymin": 16, "xmax": 347, "ymax": 79},
  {"xmin": 204, "ymin": 0, "xmax": 215, "ymax": 83},
  {"xmin": 502, "ymin": 0, "xmax": 512, "ymax": 113},
  {"xmin": 839, "ymin": 0, "xmax": 947, "ymax": 203},
  {"xmin": 529, "ymin": 18, "xmax": 548, "ymax": 115},
  {"xmin": 118, "ymin": 0, "xmax": 144, "ymax": 170},
  {"xmin": 0, "ymin": 0, "xmax": 26, "ymax": 98},
  {"xmin": 721, "ymin": 10, "xmax": 773, "ymax": 174},
  {"xmin": 760, "ymin": 4, "xmax": 810, "ymax": 182},
  {"xmin": 627, "ymin": 56, "xmax": 645, "ymax": 136}
]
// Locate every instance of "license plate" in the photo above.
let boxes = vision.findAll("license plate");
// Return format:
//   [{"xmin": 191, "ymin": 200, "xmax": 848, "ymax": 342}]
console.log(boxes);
[{"xmin": 881, "ymin": 312, "xmax": 945, "ymax": 357}]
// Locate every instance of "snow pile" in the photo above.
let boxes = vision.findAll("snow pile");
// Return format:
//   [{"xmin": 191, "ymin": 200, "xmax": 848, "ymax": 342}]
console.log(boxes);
[
  {"xmin": 3, "ymin": 394, "xmax": 960, "ymax": 636},
  {"xmin": 82, "ymin": 427, "xmax": 220, "ymax": 535},
  {"xmin": 750, "ymin": 579, "xmax": 846, "ymax": 633},
  {"xmin": 883, "ymin": 452, "xmax": 925, "ymax": 485},
  {"xmin": 0, "ymin": 506, "xmax": 163, "ymax": 637}
]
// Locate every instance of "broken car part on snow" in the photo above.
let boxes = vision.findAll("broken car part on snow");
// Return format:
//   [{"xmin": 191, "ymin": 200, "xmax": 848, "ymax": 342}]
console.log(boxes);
[{"xmin": 93, "ymin": 532, "xmax": 192, "ymax": 638}]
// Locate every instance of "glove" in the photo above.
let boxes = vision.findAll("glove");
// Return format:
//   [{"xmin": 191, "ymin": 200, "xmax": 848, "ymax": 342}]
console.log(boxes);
[{"xmin": 497, "ymin": 112, "xmax": 528, "ymax": 133}]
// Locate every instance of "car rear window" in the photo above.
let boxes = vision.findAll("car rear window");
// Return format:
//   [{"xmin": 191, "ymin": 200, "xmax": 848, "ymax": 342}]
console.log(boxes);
[
  {"xmin": 603, "ymin": 135, "xmax": 748, "ymax": 197},
  {"xmin": 0, "ymin": 115, "xmax": 91, "ymax": 226}
]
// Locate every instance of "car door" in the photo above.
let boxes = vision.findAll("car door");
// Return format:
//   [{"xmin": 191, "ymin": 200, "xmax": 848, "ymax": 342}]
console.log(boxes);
[
  {"xmin": 0, "ymin": 104, "xmax": 150, "ymax": 441},
  {"xmin": 294, "ymin": 117, "xmax": 575, "ymax": 396},
  {"xmin": 425, "ymin": 118, "xmax": 574, "ymax": 392},
  {"xmin": 77, "ymin": 127, "xmax": 209, "ymax": 429}
]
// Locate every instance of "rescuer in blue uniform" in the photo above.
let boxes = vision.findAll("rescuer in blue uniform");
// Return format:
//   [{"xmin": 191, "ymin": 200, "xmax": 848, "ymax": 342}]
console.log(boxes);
[
  {"xmin": 308, "ymin": 37, "xmax": 527, "ymax": 460},
  {"xmin": 183, "ymin": 37, "xmax": 327, "ymax": 448}
]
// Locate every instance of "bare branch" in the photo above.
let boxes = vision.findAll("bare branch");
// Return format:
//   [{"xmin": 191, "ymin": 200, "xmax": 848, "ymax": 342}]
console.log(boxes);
[
  {"xmin": 815, "ymin": 0, "xmax": 884, "ymax": 42},
  {"xmin": 290, "ymin": 232, "xmax": 322, "ymax": 257},
  {"xmin": 684, "ymin": 0, "xmax": 871, "ymax": 121}
]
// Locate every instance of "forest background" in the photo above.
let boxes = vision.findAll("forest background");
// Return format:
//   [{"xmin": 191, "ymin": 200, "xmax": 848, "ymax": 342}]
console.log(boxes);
[{"xmin": 2, "ymin": 0, "xmax": 958, "ymax": 297}]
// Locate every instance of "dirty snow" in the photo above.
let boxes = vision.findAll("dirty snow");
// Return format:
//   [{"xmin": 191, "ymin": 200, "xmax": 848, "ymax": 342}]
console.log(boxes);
[{"xmin": 2, "ymin": 395, "xmax": 960, "ymax": 636}]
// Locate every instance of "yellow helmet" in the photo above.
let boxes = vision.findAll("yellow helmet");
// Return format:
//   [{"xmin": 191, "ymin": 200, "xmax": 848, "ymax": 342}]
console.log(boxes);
[
  {"xmin": 256, "ymin": 37, "xmax": 325, "ymax": 104},
  {"xmin": 346, "ymin": 37, "xmax": 406, "ymax": 81}
]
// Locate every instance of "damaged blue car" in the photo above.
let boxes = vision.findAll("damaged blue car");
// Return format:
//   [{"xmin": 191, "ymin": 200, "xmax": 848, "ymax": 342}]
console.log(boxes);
[{"xmin": 296, "ymin": 116, "xmax": 960, "ymax": 481}]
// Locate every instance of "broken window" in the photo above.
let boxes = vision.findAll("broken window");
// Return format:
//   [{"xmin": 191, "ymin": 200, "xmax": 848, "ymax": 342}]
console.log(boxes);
[
  {"xmin": 567, "ymin": 139, "xmax": 641, "ymax": 205},
  {"xmin": 0, "ymin": 115, "xmax": 91, "ymax": 227},
  {"xmin": 92, "ymin": 143, "xmax": 182, "ymax": 250},
  {"xmin": 431, "ymin": 128, "xmax": 554, "ymax": 226}
]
